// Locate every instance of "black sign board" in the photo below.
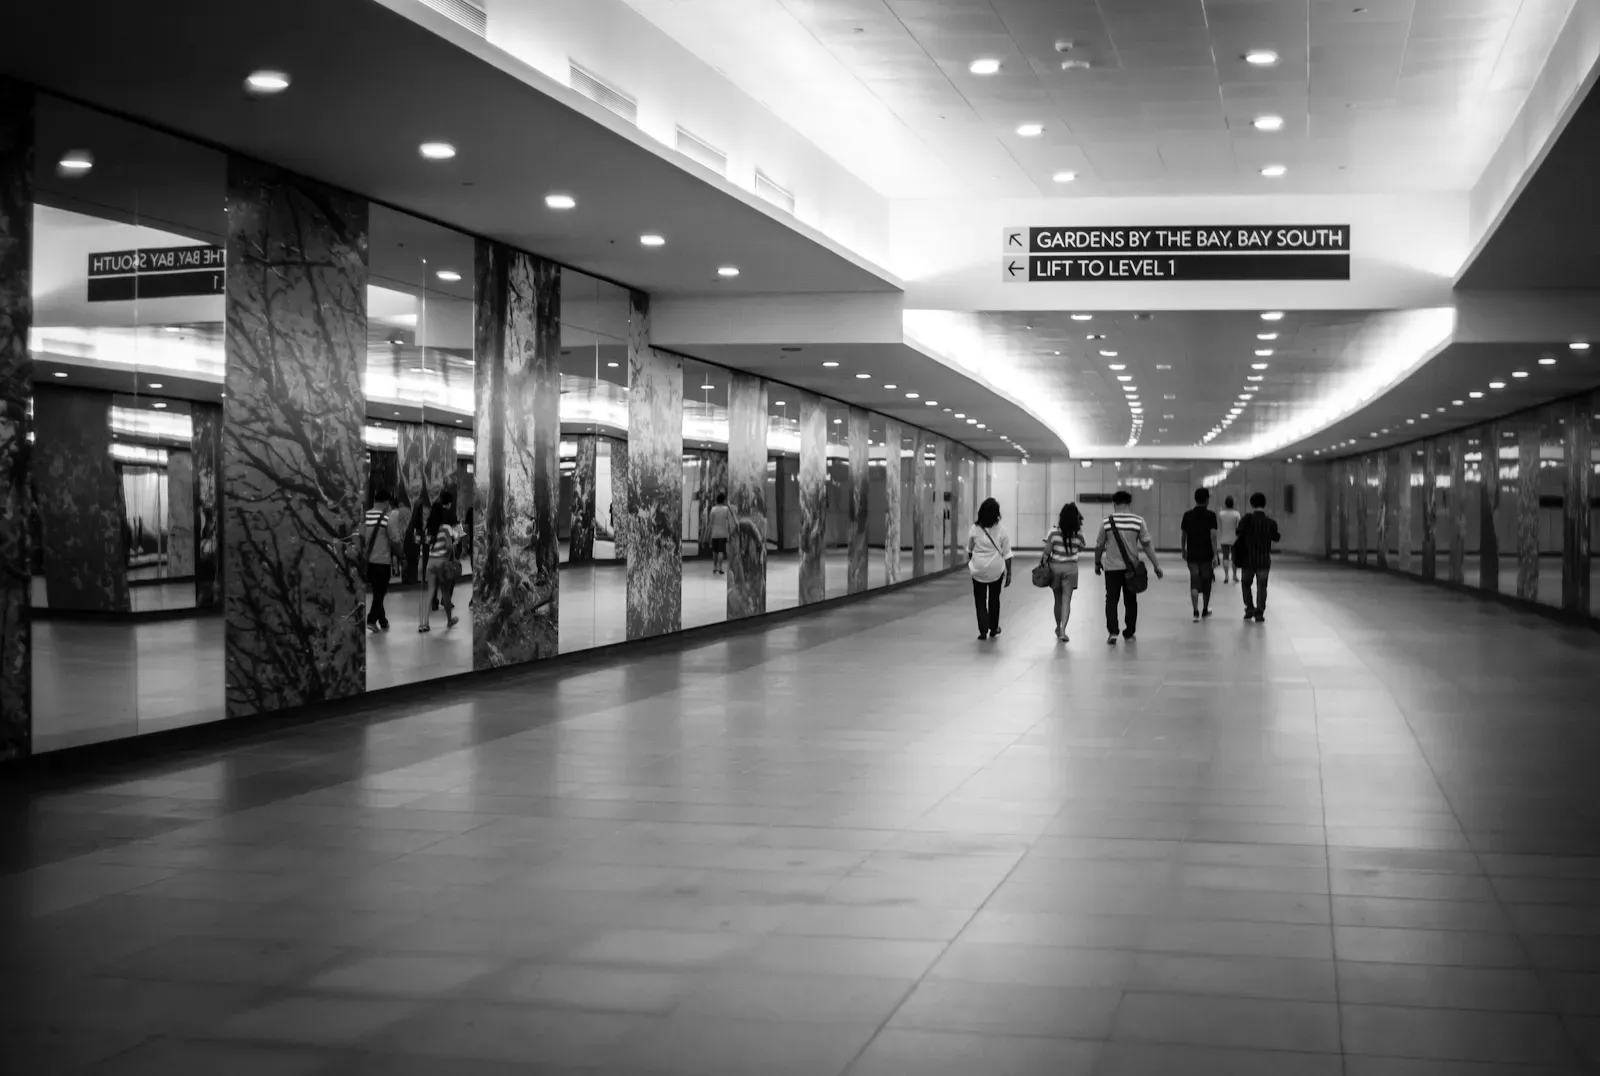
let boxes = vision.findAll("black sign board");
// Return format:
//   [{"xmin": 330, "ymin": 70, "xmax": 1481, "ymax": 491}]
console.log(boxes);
[
  {"xmin": 87, "ymin": 245, "xmax": 224, "ymax": 302},
  {"xmin": 1001, "ymin": 225, "xmax": 1350, "ymax": 283}
]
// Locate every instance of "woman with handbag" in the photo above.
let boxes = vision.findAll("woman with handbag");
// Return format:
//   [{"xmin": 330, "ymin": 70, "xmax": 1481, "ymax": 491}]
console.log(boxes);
[
  {"xmin": 1093, "ymin": 489, "xmax": 1163, "ymax": 644},
  {"xmin": 966, "ymin": 497, "xmax": 1012, "ymax": 641},
  {"xmin": 1038, "ymin": 504, "xmax": 1086, "ymax": 642},
  {"xmin": 419, "ymin": 491, "xmax": 462, "ymax": 633}
]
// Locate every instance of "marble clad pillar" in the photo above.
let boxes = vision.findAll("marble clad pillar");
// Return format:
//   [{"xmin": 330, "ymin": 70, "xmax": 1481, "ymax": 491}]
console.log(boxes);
[
  {"xmin": 1354, "ymin": 455, "xmax": 1370, "ymax": 567},
  {"xmin": 471, "ymin": 240, "xmax": 561, "ymax": 668},
  {"xmin": 609, "ymin": 438, "xmax": 629, "ymax": 561},
  {"xmin": 191, "ymin": 402, "xmax": 223, "ymax": 609},
  {"xmin": 797, "ymin": 390, "xmax": 827, "ymax": 604},
  {"xmin": 624, "ymin": 290, "xmax": 682, "ymax": 637},
  {"xmin": 0, "ymin": 78, "xmax": 32, "ymax": 758},
  {"xmin": 1337, "ymin": 460, "xmax": 1349, "ymax": 561},
  {"xmin": 1448, "ymin": 435, "xmax": 1466, "ymax": 585},
  {"xmin": 1373, "ymin": 452, "xmax": 1389, "ymax": 571},
  {"xmin": 33, "ymin": 388, "xmax": 129, "ymax": 612},
  {"xmin": 1322, "ymin": 465, "xmax": 1333, "ymax": 559},
  {"xmin": 397, "ymin": 421, "xmax": 456, "ymax": 582},
  {"xmin": 1479, "ymin": 424, "xmax": 1501, "ymax": 594},
  {"xmin": 1422, "ymin": 444, "xmax": 1438, "ymax": 581},
  {"xmin": 933, "ymin": 436, "xmax": 949, "ymax": 570},
  {"xmin": 167, "ymin": 449, "xmax": 196, "ymax": 577},
  {"xmin": 568, "ymin": 434, "xmax": 597, "ymax": 565},
  {"xmin": 1516, "ymin": 421, "xmax": 1540, "ymax": 603},
  {"xmin": 911, "ymin": 429, "xmax": 927, "ymax": 577},
  {"xmin": 693, "ymin": 450, "xmax": 728, "ymax": 559},
  {"xmin": 1563, "ymin": 401, "xmax": 1592, "ymax": 614},
  {"xmin": 1395, "ymin": 451, "xmax": 1413, "ymax": 573},
  {"xmin": 883, "ymin": 417, "xmax": 904, "ymax": 584},
  {"xmin": 847, "ymin": 406, "xmax": 870, "ymax": 594},
  {"xmin": 726, "ymin": 372, "xmax": 766, "ymax": 619},
  {"xmin": 223, "ymin": 158, "xmax": 368, "ymax": 718}
]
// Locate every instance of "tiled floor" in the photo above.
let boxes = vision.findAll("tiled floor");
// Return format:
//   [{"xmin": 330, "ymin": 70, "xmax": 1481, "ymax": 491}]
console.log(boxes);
[{"xmin": 6, "ymin": 561, "xmax": 1600, "ymax": 1073}]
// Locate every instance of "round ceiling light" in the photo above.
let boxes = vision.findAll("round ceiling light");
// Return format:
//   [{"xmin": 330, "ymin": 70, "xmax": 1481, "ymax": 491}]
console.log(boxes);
[
  {"xmin": 1261, "ymin": 311, "xmax": 1285, "ymax": 321},
  {"xmin": 854, "ymin": 373, "xmax": 871, "ymax": 379},
  {"xmin": 1246, "ymin": 49, "xmax": 1280, "ymax": 66},
  {"xmin": 1256, "ymin": 349, "xmax": 1274, "ymax": 357},
  {"xmin": 57, "ymin": 150, "xmax": 94, "ymax": 174},
  {"xmin": 1260, "ymin": 164, "xmax": 1287, "ymax": 178},
  {"xmin": 1052, "ymin": 171, "xmax": 1077, "ymax": 184},
  {"xmin": 435, "ymin": 269, "xmax": 461, "ymax": 282},
  {"xmin": 1071, "ymin": 314, "xmax": 1093, "ymax": 321},
  {"xmin": 1470, "ymin": 391, "xmax": 1484, "ymax": 398},
  {"xmin": 969, "ymin": 58, "xmax": 1001, "ymax": 75},
  {"xmin": 1489, "ymin": 380, "xmax": 1506, "ymax": 389},
  {"xmin": 717, "ymin": 266, "xmax": 740, "ymax": 278},
  {"xmin": 1512, "ymin": 370, "xmax": 1529, "ymax": 378},
  {"xmin": 1571, "ymin": 341, "xmax": 1591, "ymax": 351},
  {"xmin": 1253, "ymin": 114, "xmax": 1284, "ymax": 131},
  {"xmin": 244, "ymin": 69, "xmax": 291, "ymax": 95},
  {"xmin": 821, "ymin": 361, "xmax": 839, "ymax": 368},
  {"xmin": 1016, "ymin": 123, "xmax": 1044, "ymax": 137},
  {"xmin": 639, "ymin": 234, "xmax": 665, "ymax": 247},
  {"xmin": 1539, "ymin": 357, "xmax": 1557, "ymax": 365},
  {"xmin": 545, "ymin": 193, "xmax": 577, "ymax": 209},
  {"xmin": 905, "ymin": 392, "xmax": 919, "ymax": 398},
  {"xmin": 418, "ymin": 142, "xmax": 457, "ymax": 160}
]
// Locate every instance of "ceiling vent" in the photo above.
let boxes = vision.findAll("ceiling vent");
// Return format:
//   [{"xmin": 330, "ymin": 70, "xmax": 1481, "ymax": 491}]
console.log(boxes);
[
  {"xmin": 754, "ymin": 171, "xmax": 795, "ymax": 214},
  {"xmin": 569, "ymin": 62, "xmax": 638, "ymax": 126},
  {"xmin": 417, "ymin": 0, "xmax": 485, "ymax": 36},
  {"xmin": 675, "ymin": 127, "xmax": 728, "ymax": 175}
]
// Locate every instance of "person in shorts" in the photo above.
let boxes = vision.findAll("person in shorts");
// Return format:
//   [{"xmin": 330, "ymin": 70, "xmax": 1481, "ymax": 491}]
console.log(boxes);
[
  {"xmin": 1180, "ymin": 487, "xmax": 1220, "ymax": 622},
  {"xmin": 708, "ymin": 492, "xmax": 735, "ymax": 575},
  {"xmin": 1042, "ymin": 503, "xmax": 1085, "ymax": 642},
  {"xmin": 1217, "ymin": 496, "xmax": 1242, "ymax": 584}
]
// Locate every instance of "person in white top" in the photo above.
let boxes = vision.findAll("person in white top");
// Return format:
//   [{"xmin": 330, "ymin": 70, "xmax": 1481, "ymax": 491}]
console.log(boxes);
[
  {"xmin": 966, "ymin": 497, "xmax": 1012, "ymax": 641},
  {"xmin": 1216, "ymin": 496, "xmax": 1243, "ymax": 584}
]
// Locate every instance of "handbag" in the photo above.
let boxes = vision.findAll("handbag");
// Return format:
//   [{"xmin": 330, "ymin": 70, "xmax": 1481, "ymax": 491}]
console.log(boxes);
[
  {"xmin": 1108, "ymin": 517, "xmax": 1149, "ymax": 594},
  {"xmin": 1031, "ymin": 530, "xmax": 1055, "ymax": 588}
]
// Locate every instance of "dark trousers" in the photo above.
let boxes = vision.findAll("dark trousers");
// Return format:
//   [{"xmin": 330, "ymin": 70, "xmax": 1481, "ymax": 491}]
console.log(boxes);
[
  {"xmin": 1104, "ymin": 570, "xmax": 1137, "ymax": 636},
  {"xmin": 366, "ymin": 562, "xmax": 392, "ymax": 626},
  {"xmin": 1242, "ymin": 565, "xmax": 1270, "ymax": 615},
  {"xmin": 972, "ymin": 577, "xmax": 1003, "ymax": 634}
]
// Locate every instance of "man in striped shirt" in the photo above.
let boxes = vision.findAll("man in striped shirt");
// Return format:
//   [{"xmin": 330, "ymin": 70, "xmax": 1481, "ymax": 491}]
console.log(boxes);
[
  {"xmin": 363, "ymin": 488, "xmax": 405, "ymax": 632},
  {"xmin": 1094, "ymin": 490, "xmax": 1163, "ymax": 644}
]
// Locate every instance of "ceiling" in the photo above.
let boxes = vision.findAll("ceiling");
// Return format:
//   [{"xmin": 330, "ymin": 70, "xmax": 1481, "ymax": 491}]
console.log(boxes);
[
  {"xmin": 0, "ymin": 0, "xmax": 896, "ymax": 298},
  {"xmin": 628, "ymin": 0, "xmax": 1575, "ymax": 198}
]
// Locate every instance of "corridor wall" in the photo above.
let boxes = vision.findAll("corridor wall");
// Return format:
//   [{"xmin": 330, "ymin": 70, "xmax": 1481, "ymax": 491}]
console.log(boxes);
[{"xmin": 0, "ymin": 81, "xmax": 986, "ymax": 759}]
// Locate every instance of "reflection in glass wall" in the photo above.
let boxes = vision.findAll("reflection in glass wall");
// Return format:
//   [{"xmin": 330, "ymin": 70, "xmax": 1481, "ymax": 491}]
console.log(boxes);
[
  {"xmin": 825, "ymin": 401, "xmax": 850, "ymax": 596},
  {"xmin": 29, "ymin": 96, "xmax": 226, "ymax": 751},
  {"xmin": 681, "ymin": 357, "xmax": 729, "ymax": 630},
  {"xmin": 1462, "ymin": 429, "xmax": 1486, "ymax": 590},
  {"xmin": 767, "ymin": 390, "xmax": 799, "ymax": 610},
  {"xmin": 363, "ymin": 204, "xmax": 475, "ymax": 689},
  {"xmin": 869, "ymin": 414, "xmax": 889, "ymax": 588}
]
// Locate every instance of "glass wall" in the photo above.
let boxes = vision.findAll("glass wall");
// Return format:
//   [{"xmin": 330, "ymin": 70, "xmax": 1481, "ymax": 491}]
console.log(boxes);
[
  {"xmin": 1537, "ymin": 406, "xmax": 1566, "ymax": 609},
  {"xmin": 767, "ymin": 392, "xmax": 799, "ymax": 610}
]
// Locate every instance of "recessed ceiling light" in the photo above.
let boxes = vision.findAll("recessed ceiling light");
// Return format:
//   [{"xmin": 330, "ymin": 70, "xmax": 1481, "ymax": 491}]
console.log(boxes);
[
  {"xmin": 717, "ymin": 266, "xmax": 740, "ymax": 278},
  {"xmin": 1571, "ymin": 341, "xmax": 1591, "ymax": 351},
  {"xmin": 1512, "ymin": 371, "xmax": 1529, "ymax": 378},
  {"xmin": 419, "ymin": 141, "xmax": 456, "ymax": 160},
  {"xmin": 53, "ymin": 371, "xmax": 68, "ymax": 378},
  {"xmin": 1538, "ymin": 357, "xmax": 1557, "ymax": 365},
  {"xmin": 905, "ymin": 392, "xmax": 919, "ymax": 398},
  {"xmin": 607, "ymin": 361, "xmax": 619, "ymax": 368},
  {"xmin": 774, "ymin": 400, "xmax": 786, "ymax": 406},
  {"xmin": 245, "ymin": 69, "xmax": 291, "ymax": 94},
  {"xmin": 1116, "ymin": 375, "xmax": 1132, "ymax": 382},
  {"xmin": 1061, "ymin": 59, "xmax": 1091, "ymax": 70},
  {"xmin": 700, "ymin": 383, "xmax": 715, "ymax": 390},
  {"xmin": 152, "ymin": 402, "xmax": 168, "ymax": 410},
  {"xmin": 976, "ymin": 423, "xmax": 987, "ymax": 429},
  {"xmin": 942, "ymin": 407, "xmax": 952, "ymax": 412},
  {"xmin": 854, "ymin": 373, "xmax": 871, "ymax": 379},
  {"xmin": 1071, "ymin": 314, "xmax": 1093, "ymax": 321},
  {"xmin": 1108, "ymin": 363, "xmax": 1126, "ymax": 371},
  {"xmin": 1100, "ymin": 351, "xmax": 1119, "ymax": 358},
  {"xmin": 884, "ymin": 384, "xmax": 898, "ymax": 389},
  {"xmin": 966, "ymin": 418, "xmax": 978, "ymax": 424},
  {"xmin": 1253, "ymin": 114, "xmax": 1285, "ymax": 131},
  {"xmin": 1489, "ymin": 380, "xmax": 1506, "ymax": 389},
  {"xmin": 1052, "ymin": 171, "xmax": 1077, "ymax": 183},
  {"xmin": 1257, "ymin": 333, "xmax": 1279, "ymax": 342},
  {"xmin": 1016, "ymin": 123, "xmax": 1044, "ymax": 137},
  {"xmin": 1470, "ymin": 391, "xmax": 1484, "ymax": 398},
  {"xmin": 1251, "ymin": 363, "xmax": 1269, "ymax": 370},
  {"xmin": 147, "ymin": 382, "xmax": 163, "ymax": 388},
  {"xmin": 545, "ymin": 193, "xmax": 577, "ymax": 209},
  {"xmin": 1255, "ymin": 349, "xmax": 1274, "ymax": 357},
  {"xmin": 1260, "ymin": 165, "xmax": 1287, "ymax": 178},
  {"xmin": 821, "ymin": 361, "xmax": 839, "ymax": 367},
  {"xmin": 954, "ymin": 413, "xmax": 965, "ymax": 418},
  {"xmin": 969, "ymin": 58, "xmax": 1001, "ymax": 75},
  {"xmin": 1246, "ymin": 49, "xmax": 1280, "ymax": 66},
  {"xmin": 925, "ymin": 400, "xmax": 938, "ymax": 406},
  {"xmin": 1453, "ymin": 399, "xmax": 1464, "ymax": 405},
  {"xmin": 1247, "ymin": 375, "xmax": 1263, "ymax": 382},
  {"xmin": 1261, "ymin": 311, "xmax": 1284, "ymax": 321},
  {"xmin": 639, "ymin": 234, "xmax": 665, "ymax": 247},
  {"xmin": 435, "ymin": 269, "xmax": 461, "ymax": 282},
  {"xmin": 57, "ymin": 150, "xmax": 94, "ymax": 174}
]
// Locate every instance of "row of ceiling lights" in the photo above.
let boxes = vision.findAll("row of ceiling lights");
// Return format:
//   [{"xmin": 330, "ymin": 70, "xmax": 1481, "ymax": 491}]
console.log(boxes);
[
  {"xmin": 238, "ymin": 69, "xmax": 744, "ymax": 282},
  {"xmin": 969, "ymin": 47, "xmax": 1292, "ymax": 182},
  {"xmin": 812, "ymin": 359, "xmax": 1022, "ymax": 453},
  {"xmin": 1200, "ymin": 312, "xmax": 1285, "ymax": 446},
  {"xmin": 1307, "ymin": 342, "xmax": 1592, "ymax": 458}
]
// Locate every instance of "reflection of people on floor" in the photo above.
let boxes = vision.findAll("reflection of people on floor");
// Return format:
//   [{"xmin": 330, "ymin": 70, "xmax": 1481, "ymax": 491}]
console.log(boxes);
[
  {"xmin": 420, "ymin": 491, "xmax": 462, "ymax": 633},
  {"xmin": 363, "ymin": 488, "xmax": 405, "ymax": 632},
  {"xmin": 708, "ymin": 493, "xmax": 734, "ymax": 575}
]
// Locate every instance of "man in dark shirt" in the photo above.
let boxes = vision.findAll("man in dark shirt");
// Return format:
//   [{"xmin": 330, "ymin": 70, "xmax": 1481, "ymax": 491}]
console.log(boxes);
[
  {"xmin": 1179, "ymin": 487, "xmax": 1220, "ymax": 622},
  {"xmin": 1236, "ymin": 492, "xmax": 1282, "ymax": 623}
]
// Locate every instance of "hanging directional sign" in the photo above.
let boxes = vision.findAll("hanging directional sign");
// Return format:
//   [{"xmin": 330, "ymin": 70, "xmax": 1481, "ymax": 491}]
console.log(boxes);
[{"xmin": 1000, "ymin": 225, "xmax": 1350, "ymax": 282}]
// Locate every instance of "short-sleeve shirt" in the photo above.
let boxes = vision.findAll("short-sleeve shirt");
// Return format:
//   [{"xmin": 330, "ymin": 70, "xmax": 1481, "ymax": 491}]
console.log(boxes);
[
  {"xmin": 1096, "ymin": 512, "xmax": 1149, "ymax": 572},
  {"xmin": 1044, "ymin": 527, "xmax": 1084, "ymax": 564},
  {"xmin": 968, "ymin": 522, "xmax": 1011, "ymax": 583},
  {"xmin": 1217, "ymin": 509, "xmax": 1242, "ymax": 543},
  {"xmin": 1181, "ymin": 507, "xmax": 1219, "ymax": 563},
  {"xmin": 708, "ymin": 503, "xmax": 734, "ymax": 539}
]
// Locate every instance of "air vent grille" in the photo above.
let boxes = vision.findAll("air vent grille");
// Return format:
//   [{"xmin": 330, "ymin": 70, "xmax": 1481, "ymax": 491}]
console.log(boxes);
[
  {"xmin": 675, "ymin": 127, "xmax": 728, "ymax": 175},
  {"xmin": 417, "ymin": 0, "xmax": 486, "ymax": 36},
  {"xmin": 569, "ymin": 63, "xmax": 638, "ymax": 126},
  {"xmin": 754, "ymin": 171, "xmax": 795, "ymax": 214}
]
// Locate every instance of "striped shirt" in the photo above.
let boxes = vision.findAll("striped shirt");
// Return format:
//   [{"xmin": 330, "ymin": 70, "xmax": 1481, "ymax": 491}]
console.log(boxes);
[
  {"xmin": 1235, "ymin": 511, "xmax": 1281, "ymax": 570},
  {"xmin": 428, "ymin": 524, "xmax": 461, "ymax": 562},
  {"xmin": 362, "ymin": 508, "xmax": 402, "ymax": 565},
  {"xmin": 1095, "ymin": 512, "xmax": 1150, "ymax": 572},
  {"xmin": 1043, "ymin": 527, "xmax": 1085, "ymax": 564}
]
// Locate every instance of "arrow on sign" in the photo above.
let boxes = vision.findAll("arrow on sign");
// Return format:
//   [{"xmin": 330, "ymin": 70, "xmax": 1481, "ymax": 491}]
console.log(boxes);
[
  {"xmin": 1006, "ymin": 232, "xmax": 1024, "ymax": 249},
  {"xmin": 1006, "ymin": 260, "xmax": 1025, "ymax": 277}
]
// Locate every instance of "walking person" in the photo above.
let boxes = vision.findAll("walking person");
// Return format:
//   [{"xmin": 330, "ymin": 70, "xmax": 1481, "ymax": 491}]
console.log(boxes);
[
  {"xmin": 363, "ymin": 488, "xmax": 404, "ymax": 632},
  {"xmin": 1236, "ymin": 492, "xmax": 1282, "ymax": 623},
  {"xmin": 1217, "ymin": 496, "xmax": 1242, "ymax": 584},
  {"xmin": 1180, "ymin": 487, "xmax": 1220, "ymax": 622},
  {"xmin": 1043, "ymin": 503, "xmax": 1086, "ymax": 642},
  {"xmin": 708, "ymin": 492, "xmax": 735, "ymax": 575},
  {"xmin": 419, "ymin": 491, "xmax": 463, "ymax": 633},
  {"xmin": 967, "ymin": 497, "xmax": 1012, "ymax": 640},
  {"xmin": 1094, "ymin": 490, "xmax": 1163, "ymax": 644}
]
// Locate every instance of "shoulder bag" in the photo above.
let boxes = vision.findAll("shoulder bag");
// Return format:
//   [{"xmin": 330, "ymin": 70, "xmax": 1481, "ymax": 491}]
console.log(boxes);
[
  {"xmin": 1031, "ymin": 530, "xmax": 1055, "ymax": 588},
  {"xmin": 364, "ymin": 511, "xmax": 387, "ymax": 565},
  {"xmin": 1108, "ymin": 517, "xmax": 1149, "ymax": 594}
]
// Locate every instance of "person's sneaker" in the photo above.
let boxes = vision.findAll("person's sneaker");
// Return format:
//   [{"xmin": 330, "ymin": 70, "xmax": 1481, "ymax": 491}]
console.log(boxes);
[
  {"xmin": 1244, "ymin": 610, "xmax": 1256, "ymax": 620},
  {"xmin": 1192, "ymin": 611, "xmax": 1200, "ymax": 622},
  {"xmin": 367, "ymin": 622, "xmax": 379, "ymax": 633},
  {"xmin": 1202, "ymin": 609, "xmax": 1213, "ymax": 618},
  {"xmin": 379, "ymin": 620, "xmax": 390, "ymax": 632},
  {"xmin": 991, "ymin": 626, "xmax": 1002, "ymax": 637},
  {"xmin": 1107, "ymin": 635, "xmax": 1118, "ymax": 645},
  {"xmin": 1123, "ymin": 630, "xmax": 1136, "ymax": 641},
  {"xmin": 1255, "ymin": 614, "xmax": 1266, "ymax": 623},
  {"xmin": 418, "ymin": 624, "xmax": 430, "ymax": 633},
  {"xmin": 447, "ymin": 616, "xmax": 459, "ymax": 628},
  {"xmin": 978, "ymin": 632, "xmax": 989, "ymax": 640}
]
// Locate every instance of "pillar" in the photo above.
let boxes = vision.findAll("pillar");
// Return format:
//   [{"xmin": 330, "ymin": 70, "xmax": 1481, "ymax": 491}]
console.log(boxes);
[
  {"xmin": 727, "ymin": 371, "xmax": 766, "ymax": 619},
  {"xmin": 568, "ymin": 434, "xmax": 598, "ymax": 565},
  {"xmin": 1516, "ymin": 421, "xmax": 1539, "ymax": 603},
  {"xmin": 1337, "ymin": 460, "xmax": 1350, "ymax": 561},
  {"xmin": 1563, "ymin": 401, "xmax": 1592, "ymax": 615},
  {"xmin": 0, "ymin": 78, "xmax": 32, "ymax": 758},
  {"xmin": 223, "ymin": 158, "xmax": 368, "ymax": 717},
  {"xmin": 883, "ymin": 418, "xmax": 904, "ymax": 584},
  {"xmin": 1480, "ymin": 424, "xmax": 1501, "ymax": 594},
  {"xmin": 1448, "ymin": 434, "xmax": 1466, "ymax": 585},
  {"xmin": 32, "ymin": 388, "xmax": 129, "ymax": 612},
  {"xmin": 471, "ymin": 240, "xmax": 561, "ymax": 668},
  {"xmin": 798, "ymin": 390, "xmax": 827, "ymax": 604},
  {"xmin": 847, "ymin": 406, "xmax": 869, "ymax": 594},
  {"xmin": 192, "ymin": 403, "xmax": 223, "ymax": 609},
  {"xmin": 1322, "ymin": 464, "xmax": 1333, "ymax": 560},
  {"xmin": 1395, "ymin": 451, "xmax": 1413, "ymax": 573},
  {"xmin": 911, "ymin": 429, "xmax": 927, "ymax": 577},
  {"xmin": 1422, "ymin": 444, "xmax": 1438, "ymax": 582},
  {"xmin": 1354, "ymin": 455, "xmax": 1369, "ymax": 567},
  {"xmin": 624, "ymin": 290, "xmax": 682, "ymax": 637},
  {"xmin": 1373, "ymin": 452, "xmax": 1389, "ymax": 571},
  {"xmin": 933, "ymin": 436, "xmax": 949, "ymax": 570}
]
